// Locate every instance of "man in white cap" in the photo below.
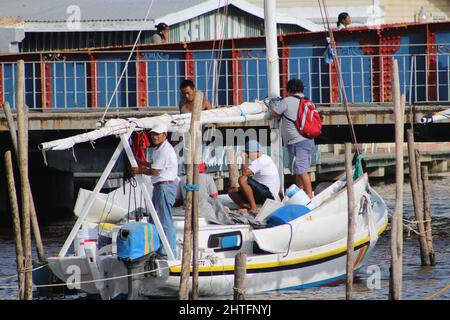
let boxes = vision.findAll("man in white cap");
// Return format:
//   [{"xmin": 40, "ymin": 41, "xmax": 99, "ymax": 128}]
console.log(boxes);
[
  {"xmin": 228, "ymin": 140, "xmax": 280, "ymax": 215},
  {"xmin": 131, "ymin": 122, "xmax": 178, "ymax": 257}
]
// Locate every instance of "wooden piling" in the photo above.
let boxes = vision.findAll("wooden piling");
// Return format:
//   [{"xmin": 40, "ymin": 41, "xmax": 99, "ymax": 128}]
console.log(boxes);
[
  {"xmin": 421, "ymin": 166, "xmax": 436, "ymax": 266},
  {"xmin": 390, "ymin": 59, "xmax": 404, "ymax": 300},
  {"xmin": 344, "ymin": 143, "xmax": 355, "ymax": 300},
  {"xmin": 4, "ymin": 151, "xmax": 25, "ymax": 300},
  {"xmin": 191, "ymin": 91, "xmax": 203, "ymax": 300},
  {"xmin": 407, "ymin": 129, "xmax": 431, "ymax": 266},
  {"xmin": 2, "ymin": 102, "xmax": 18, "ymax": 151},
  {"xmin": 2, "ymin": 101, "xmax": 46, "ymax": 263},
  {"xmin": 17, "ymin": 60, "xmax": 33, "ymax": 299},
  {"xmin": 415, "ymin": 149, "xmax": 423, "ymax": 204},
  {"xmin": 227, "ymin": 148, "xmax": 239, "ymax": 189},
  {"xmin": 179, "ymin": 91, "xmax": 203, "ymax": 300},
  {"xmin": 233, "ymin": 252, "xmax": 247, "ymax": 300}
]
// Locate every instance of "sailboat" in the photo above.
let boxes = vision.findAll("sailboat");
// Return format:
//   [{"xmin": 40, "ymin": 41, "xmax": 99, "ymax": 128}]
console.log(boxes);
[{"xmin": 40, "ymin": 1, "xmax": 388, "ymax": 299}]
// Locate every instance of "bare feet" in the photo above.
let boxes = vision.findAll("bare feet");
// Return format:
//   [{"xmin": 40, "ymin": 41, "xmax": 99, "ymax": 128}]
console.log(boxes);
[{"xmin": 238, "ymin": 208, "xmax": 258, "ymax": 216}]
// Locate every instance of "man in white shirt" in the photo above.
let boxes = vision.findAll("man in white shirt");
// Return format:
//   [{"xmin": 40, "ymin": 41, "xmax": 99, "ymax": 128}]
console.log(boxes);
[
  {"xmin": 228, "ymin": 140, "xmax": 280, "ymax": 215},
  {"xmin": 131, "ymin": 122, "xmax": 178, "ymax": 258}
]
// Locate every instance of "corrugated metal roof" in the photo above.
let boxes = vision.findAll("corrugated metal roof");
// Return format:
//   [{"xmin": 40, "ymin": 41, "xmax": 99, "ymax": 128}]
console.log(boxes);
[
  {"xmin": 0, "ymin": 0, "xmax": 321, "ymax": 32},
  {"xmin": 0, "ymin": 0, "xmax": 204, "ymax": 22}
]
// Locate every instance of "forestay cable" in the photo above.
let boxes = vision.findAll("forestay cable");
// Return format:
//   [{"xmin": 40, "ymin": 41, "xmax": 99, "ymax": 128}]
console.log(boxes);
[{"xmin": 100, "ymin": 0, "xmax": 156, "ymax": 123}]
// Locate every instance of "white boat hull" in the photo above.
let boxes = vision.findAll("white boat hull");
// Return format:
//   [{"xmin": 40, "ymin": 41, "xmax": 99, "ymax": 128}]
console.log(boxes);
[{"xmin": 47, "ymin": 175, "xmax": 388, "ymax": 299}]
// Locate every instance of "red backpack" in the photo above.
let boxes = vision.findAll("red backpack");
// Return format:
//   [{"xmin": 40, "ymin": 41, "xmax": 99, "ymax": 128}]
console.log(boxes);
[{"xmin": 283, "ymin": 96, "xmax": 322, "ymax": 139}]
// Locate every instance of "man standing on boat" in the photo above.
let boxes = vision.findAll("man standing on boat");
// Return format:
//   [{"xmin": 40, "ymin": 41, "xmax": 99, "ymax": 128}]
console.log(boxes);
[
  {"xmin": 228, "ymin": 140, "xmax": 280, "ymax": 215},
  {"xmin": 131, "ymin": 123, "xmax": 178, "ymax": 258},
  {"xmin": 179, "ymin": 79, "xmax": 212, "ymax": 113},
  {"xmin": 271, "ymin": 79, "xmax": 315, "ymax": 199}
]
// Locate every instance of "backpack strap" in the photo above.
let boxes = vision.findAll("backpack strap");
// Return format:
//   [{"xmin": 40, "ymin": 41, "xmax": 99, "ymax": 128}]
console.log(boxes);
[{"xmin": 280, "ymin": 95, "xmax": 305, "ymax": 123}]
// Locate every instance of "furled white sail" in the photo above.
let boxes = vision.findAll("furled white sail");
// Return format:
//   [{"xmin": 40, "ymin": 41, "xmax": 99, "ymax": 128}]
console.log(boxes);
[
  {"xmin": 39, "ymin": 102, "xmax": 270, "ymax": 151},
  {"xmin": 420, "ymin": 107, "xmax": 450, "ymax": 124}
]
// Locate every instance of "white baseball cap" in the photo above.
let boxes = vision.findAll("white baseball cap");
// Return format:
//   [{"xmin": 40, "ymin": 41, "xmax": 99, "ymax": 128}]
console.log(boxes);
[{"xmin": 150, "ymin": 123, "xmax": 168, "ymax": 134}]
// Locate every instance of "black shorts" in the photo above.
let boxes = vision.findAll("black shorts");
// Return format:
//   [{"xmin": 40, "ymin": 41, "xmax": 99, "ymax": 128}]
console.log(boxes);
[{"xmin": 247, "ymin": 176, "xmax": 274, "ymax": 204}]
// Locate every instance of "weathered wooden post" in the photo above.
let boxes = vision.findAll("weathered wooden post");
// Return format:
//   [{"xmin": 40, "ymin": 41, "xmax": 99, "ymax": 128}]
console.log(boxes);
[
  {"xmin": 227, "ymin": 148, "xmax": 239, "ymax": 189},
  {"xmin": 2, "ymin": 101, "xmax": 46, "ymax": 263},
  {"xmin": 344, "ymin": 143, "xmax": 355, "ymax": 300},
  {"xmin": 5, "ymin": 151, "xmax": 25, "ymax": 300},
  {"xmin": 233, "ymin": 252, "xmax": 247, "ymax": 300},
  {"xmin": 421, "ymin": 166, "xmax": 436, "ymax": 266},
  {"xmin": 390, "ymin": 59, "xmax": 404, "ymax": 300},
  {"xmin": 415, "ymin": 149, "xmax": 422, "ymax": 199},
  {"xmin": 191, "ymin": 91, "xmax": 203, "ymax": 300},
  {"xmin": 17, "ymin": 60, "xmax": 33, "ymax": 299},
  {"xmin": 179, "ymin": 91, "xmax": 203, "ymax": 300},
  {"xmin": 407, "ymin": 129, "xmax": 431, "ymax": 266}
]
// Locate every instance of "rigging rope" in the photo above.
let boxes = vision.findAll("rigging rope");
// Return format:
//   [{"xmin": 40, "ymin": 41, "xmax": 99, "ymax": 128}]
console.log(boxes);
[
  {"xmin": 100, "ymin": 0, "xmax": 156, "ymax": 123},
  {"xmin": 318, "ymin": 0, "xmax": 361, "ymax": 155},
  {"xmin": 206, "ymin": 0, "xmax": 229, "ymax": 107}
]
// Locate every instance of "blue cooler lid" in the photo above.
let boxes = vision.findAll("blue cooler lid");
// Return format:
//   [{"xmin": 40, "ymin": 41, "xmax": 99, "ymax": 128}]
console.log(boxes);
[{"xmin": 266, "ymin": 204, "xmax": 311, "ymax": 228}]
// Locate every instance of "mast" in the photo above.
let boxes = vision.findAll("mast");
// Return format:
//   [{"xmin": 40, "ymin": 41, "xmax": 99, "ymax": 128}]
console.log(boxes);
[
  {"xmin": 264, "ymin": 0, "xmax": 284, "ymax": 193},
  {"xmin": 264, "ymin": 0, "xmax": 280, "ymax": 98}
]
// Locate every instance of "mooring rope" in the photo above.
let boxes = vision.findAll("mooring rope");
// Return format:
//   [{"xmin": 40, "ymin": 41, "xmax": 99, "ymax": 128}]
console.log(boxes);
[
  {"xmin": 0, "ymin": 263, "xmax": 182, "ymax": 290},
  {"xmin": 388, "ymin": 212, "xmax": 432, "ymax": 236},
  {"xmin": 0, "ymin": 263, "xmax": 49, "ymax": 282},
  {"xmin": 424, "ymin": 283, "xmax": 450, "ymax": 300}
]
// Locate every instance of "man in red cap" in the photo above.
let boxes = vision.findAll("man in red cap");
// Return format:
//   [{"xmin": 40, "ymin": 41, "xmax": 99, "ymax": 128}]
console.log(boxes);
[{"xmin": 175, "ymin": 163, "xmax": 218, "ymax": 207}]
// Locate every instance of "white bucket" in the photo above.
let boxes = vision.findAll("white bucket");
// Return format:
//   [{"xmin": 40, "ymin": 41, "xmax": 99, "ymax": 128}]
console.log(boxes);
[
  {"xmin": 74, "ymin": 228, "xmax": 98, "ymax": 257},
  {"xmin": 284, "ymin": 184, "xmax": 313, "ymax": 207}
]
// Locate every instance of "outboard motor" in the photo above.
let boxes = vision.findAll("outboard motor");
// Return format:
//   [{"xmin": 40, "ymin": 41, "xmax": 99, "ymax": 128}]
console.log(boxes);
[{"xmin": 117, "ymin": 222, "xmax": 161, "ymax": 300}]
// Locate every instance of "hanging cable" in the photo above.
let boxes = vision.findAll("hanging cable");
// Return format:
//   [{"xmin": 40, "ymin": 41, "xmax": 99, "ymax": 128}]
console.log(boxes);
[
  {"xmin": 206, "ymin": 0, "xmax": 225, "ymax": 96},
  {"xmin": 318, "ymin": 0, "xmax": 361, "ymax": 154},
  {"xmin": 100, "ymin": 0, "xmax": 156, "ymax": 123},
  {"xmin": 206, "ymin": 0, "xmax": 229, "ymax": 107}
]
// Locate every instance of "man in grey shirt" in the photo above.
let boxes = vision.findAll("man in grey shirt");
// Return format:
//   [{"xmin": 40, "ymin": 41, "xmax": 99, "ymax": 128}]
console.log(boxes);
[{"xmin": 271, "ymin": 79, "xmax": 315, "ymax": 199}]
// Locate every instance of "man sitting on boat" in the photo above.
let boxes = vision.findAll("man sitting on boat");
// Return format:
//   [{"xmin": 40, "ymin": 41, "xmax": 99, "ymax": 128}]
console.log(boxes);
[
  {"xmin": 179, "ymin": 79, "xmax": 212, "ymax": 113},
  {"xmin": 271, "ymin": 79, "xmax": 315, "ymax": 199},
  {"xmin": 130, "ymin": 123, "xmax": 178, "ymax": 258},
  {"xmin": 228, "ymin": 140, "xmax": 280, "ymax": 215}
]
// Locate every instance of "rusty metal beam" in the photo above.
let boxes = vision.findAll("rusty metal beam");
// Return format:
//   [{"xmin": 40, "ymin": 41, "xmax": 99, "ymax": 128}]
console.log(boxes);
[
  {"xmin": 184, "ymin": 44, "xmax": 195, "ymax": 81},
  {"xmin": 0, "ymin": 63, "xmax": 3, "ymax": 107},
  {"xmin": 279, "ymin": 36, "xmax": 289, "ymax": 98},
  {"xmin": 231, "ymin": 41, "xmax": 242, "ymax": 104},
  {"xmin": 426, "ymin": 24, "xmax": 438, "ymax": 102},
  {"xmin": 40, "ymin": 54, "xmax": 52, "ymax": 109},
  {"xmin": 88, "ymin": 53, "xmax": 98, "ymax": 108},
  {"xmin": 136, "ymin": 50, "xmax": 148, "ymax": 107}
]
